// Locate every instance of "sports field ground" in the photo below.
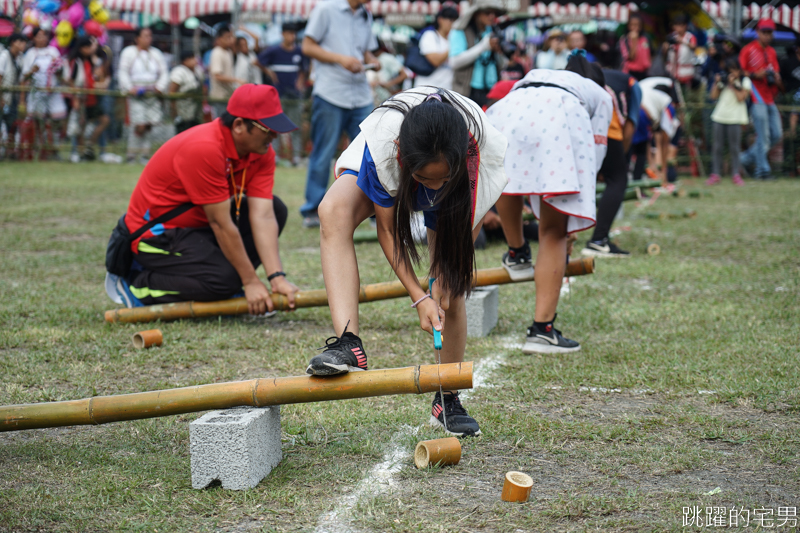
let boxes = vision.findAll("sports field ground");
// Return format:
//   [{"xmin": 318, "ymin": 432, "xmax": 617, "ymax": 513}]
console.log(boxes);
[{"xmin": 1, "ymin": 162, "xmax": 798, "ymax": 532}]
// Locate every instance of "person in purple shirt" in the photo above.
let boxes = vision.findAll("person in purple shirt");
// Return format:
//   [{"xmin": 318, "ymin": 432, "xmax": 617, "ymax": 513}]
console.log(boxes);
[{"xmin": 259, "ymin": 22, "xmax": 308, "ymax": 166}]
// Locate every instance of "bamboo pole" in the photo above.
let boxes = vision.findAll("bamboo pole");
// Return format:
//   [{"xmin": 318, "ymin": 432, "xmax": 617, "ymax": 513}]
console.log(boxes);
[
  {"xmin": 104, "ymin": 259, "xmax": 595, "ymax": 324},
  {"xmin": 0, "ymin": 362, "xmax": 472, "ymax": 432}
]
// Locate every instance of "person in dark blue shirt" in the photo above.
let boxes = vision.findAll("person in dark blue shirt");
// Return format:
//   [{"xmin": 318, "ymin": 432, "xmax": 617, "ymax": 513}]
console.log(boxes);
[{"xmin": 258, "ymin": 22, "xmax": 308, "ymax": 166}]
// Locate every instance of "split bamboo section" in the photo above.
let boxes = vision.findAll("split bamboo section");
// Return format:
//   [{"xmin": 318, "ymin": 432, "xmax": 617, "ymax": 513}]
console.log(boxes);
[
  {"xmin": 414, "ymin": 437, "xmax": 462, "ymax": 469},
  {"xmin": 0, "ymin": 362, "xmax": 472, "ymax": 432},
  {"xmin": 104, "ymin": 258, "xmax": 595, "ymax": 324},
  {"xmin": 501, "ymin": 471, "xmax": 534, "ymax": 502}
]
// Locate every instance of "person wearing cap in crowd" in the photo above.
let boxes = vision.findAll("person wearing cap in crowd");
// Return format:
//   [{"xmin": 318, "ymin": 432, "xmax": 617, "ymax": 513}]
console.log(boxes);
[
  {"xmin": 105, "ymin": 85, "xmax": 300, "ymax": 315},
  {"xmin": 535, "ymin": 29, "xmax": 569, "ymax": 70},
  {"xmin": 414, "ymin": 6, "xmax": 459, "ymax": 90},
  {"xmin": 739, "ymin": 18, "xmax": 783, "ymax": 181},
  {"xmin": 259, "ymin": 22, "xmax": 308, "ymax": 167},
  {"xmin": 169, "ymin": 50, "xmax": 206, "ymax": 135},
  {"xmin": 118, "ymin": 28, "xmax": 169, "ymax": 165},
  {"xmin": 449, "ymin": 0, "xmax": 508, "ymax": 108},
  {"xmin": 298, "ymin": 0, "xmax": 380, "ymax": 228}
]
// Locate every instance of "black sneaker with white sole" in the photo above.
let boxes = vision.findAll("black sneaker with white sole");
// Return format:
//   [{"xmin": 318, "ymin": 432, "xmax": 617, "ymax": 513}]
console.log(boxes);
[
  {"xmin": 430, "ymin": 391, "xmax": 481, "ymax": 437},
  {"xmin": 501, "ymin": 242, "xmax": 534, "ymax": 280},
  {"xmin": 522, "ymin": 316, "xmax": 581, "ymax": 354},
  {"xmin": 306, "ymin": 324, "xmax": 368, "ymax": 376},
  {"xmin": 581, "ymin": 238, "xmax": 630, "ymax": 258}
]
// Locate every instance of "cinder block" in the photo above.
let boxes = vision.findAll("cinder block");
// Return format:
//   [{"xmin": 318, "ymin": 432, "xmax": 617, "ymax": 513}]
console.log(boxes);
[
  {"xmin": 466, "ymin": 285, "xmax": 499, "ymax": 338},
  {"xmin": 190, "ymin": 406, "xmax": 282, "ymax": 490}
]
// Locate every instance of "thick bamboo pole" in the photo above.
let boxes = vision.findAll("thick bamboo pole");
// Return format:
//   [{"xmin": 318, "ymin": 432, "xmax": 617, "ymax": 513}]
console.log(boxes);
[
  {"xmin": 0, "ymin": 362, "xmax": 472, "ymax": 432},
  {"xmin": 104, "ymin": 259, "xmax": 594, "ymax": 324}
]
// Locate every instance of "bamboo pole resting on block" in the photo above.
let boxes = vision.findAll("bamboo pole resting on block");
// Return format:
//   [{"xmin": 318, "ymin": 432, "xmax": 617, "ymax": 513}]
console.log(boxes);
[
  {"xmin": 0, "ymin": 362, "xmax": 472, "ymax": 432},
  {"xmin": 104, "ymin": 258, "xmax": 595, "ymax": 324},
  {"xmin": 414, "ymin": 437, "xmax": 462, "ymax": 469}
]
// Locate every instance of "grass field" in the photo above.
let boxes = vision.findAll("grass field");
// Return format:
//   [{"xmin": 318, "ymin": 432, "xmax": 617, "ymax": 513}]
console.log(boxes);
[{"xmin": 0, "ymin": 162, "xmax": 798, "ymax": 532}]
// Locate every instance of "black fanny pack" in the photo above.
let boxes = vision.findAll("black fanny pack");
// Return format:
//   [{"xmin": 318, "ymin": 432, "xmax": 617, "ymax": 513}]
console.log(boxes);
[{"xmin": 105, "ymin": 203, "xmax": 193, "ymax": 278}]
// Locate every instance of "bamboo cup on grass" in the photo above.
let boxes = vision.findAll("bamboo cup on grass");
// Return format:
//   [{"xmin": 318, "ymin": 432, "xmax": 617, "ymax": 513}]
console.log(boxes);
[
  {"xmin": 501, "ymin": 471, "xmax": 534, "ymax": 502},
  {"xmin": 132, "ymin": 329, "xmax": 162, "ymax": 349},
  {"xmin": 414, "ymin": 437, "xmax": 462, "ymax": 469}
]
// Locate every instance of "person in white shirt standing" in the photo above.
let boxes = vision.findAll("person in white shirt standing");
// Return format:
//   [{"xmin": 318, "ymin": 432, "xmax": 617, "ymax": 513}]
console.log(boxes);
[
  {"xmin": 209, "ymin": 26, "xmax": 245, "ymax": 118},
  {"xmin": 707, "ymin": 58, "xmax": 751, "ymax": 186},
  {"xmin": 118, "ymin": 27, "xmax": 169, "ymax": 164},
  {"xmin": 234, "ymin": 30, "xmax": 263, "ymax": 86},
  {"xmin": 414, "ymin": 6, "xmax": 458, "ymax": 90},
  {"xmin": 169, "ymin": 50, "xmax": 205, "ymax": 135},
  {"xmin": 21, "ymin": 28, "xmax": 67, "ymax": 160}
]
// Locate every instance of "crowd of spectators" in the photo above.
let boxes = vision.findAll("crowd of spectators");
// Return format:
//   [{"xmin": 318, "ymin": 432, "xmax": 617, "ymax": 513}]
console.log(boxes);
[{"xmin": 1, "ymin": 2, "xmax": 799, "ymax": 184}]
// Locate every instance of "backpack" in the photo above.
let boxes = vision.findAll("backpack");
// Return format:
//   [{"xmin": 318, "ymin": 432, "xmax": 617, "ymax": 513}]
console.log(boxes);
[{"xmin": 405, "ymin": 28, "xmax": 436, "ymax": 77}]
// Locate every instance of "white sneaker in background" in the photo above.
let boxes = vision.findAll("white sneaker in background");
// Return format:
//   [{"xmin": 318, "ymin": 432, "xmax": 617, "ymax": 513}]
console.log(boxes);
[
  {"xmin": 69, "ymin": 152, "xmax": 81, "ymax": 163},
  {"xmin": 100, "ymin": 153, "xmax": 123, "ymax": 164}
]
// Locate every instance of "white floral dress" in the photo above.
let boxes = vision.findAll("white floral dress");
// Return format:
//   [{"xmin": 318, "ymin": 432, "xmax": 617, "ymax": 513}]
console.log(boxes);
[{"xmin": 486, "ymin": 69, "xmax": 612, "ymax": 233}]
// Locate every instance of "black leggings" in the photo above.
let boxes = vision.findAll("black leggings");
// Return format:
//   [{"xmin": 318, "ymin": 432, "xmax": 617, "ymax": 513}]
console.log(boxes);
[
  {"xmin": 628, "ymin": 140, "xmax": 648, "ymax": 182},
  {"xmin": 130, "ymin": 196, "xmax": 288, "ymax": 305},
  {"xmin": 592, "ymin": 139, "xmax": 627, "ymax": 242}
]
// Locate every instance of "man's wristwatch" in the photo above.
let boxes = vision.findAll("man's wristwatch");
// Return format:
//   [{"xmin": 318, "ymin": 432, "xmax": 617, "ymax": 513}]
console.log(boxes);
[{"xmin": 267, "ymin": 271, "xmax": 286, "ymax": 282}]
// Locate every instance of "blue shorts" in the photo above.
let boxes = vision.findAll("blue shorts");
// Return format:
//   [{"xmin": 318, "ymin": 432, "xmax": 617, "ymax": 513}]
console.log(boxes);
[
  {"xmin": 632, "ymin": 109, "xmax": 652, "ymax": 145},
  {"xmin": 343, "ymin": 145, "xmax": 442, "ymax": 231}
]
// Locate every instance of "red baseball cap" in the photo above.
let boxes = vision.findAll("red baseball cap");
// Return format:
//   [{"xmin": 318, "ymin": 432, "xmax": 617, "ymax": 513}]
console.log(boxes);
[
  {"xmin": 226, "ymin": 84, "xmax": 297, "ymax": 133},
  {"xmin": 756, "ymin": 19, "xmax": 776, "ymax": 31}
]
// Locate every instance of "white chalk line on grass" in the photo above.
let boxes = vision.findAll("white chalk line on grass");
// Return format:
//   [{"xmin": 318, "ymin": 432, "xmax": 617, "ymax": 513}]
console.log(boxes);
[
  {"xmin": 547, "ymin": 385, "xmax": 719, "ymax": 396},
  {"xmin": 312, "ymin": 352, "xmax": 509, "ymax": 533},
  {"xmin": 314, "ymin": 425, "xmax": 418, "ymax": 533}
]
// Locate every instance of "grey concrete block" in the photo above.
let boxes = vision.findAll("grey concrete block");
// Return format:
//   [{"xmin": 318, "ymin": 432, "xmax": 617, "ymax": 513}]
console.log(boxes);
[
  {"xmin": 466, "ymin": 285, "xmax": 499, "ymax": 337},
  {"xmin": 190, "ymin": 406, "xmax": 282, "ymax": 490}
]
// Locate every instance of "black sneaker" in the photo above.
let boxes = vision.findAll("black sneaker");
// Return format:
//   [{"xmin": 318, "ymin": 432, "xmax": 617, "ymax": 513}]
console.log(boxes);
[
  {"xmin": 306, "ymin": 324, "xmax": 368, "ymax": 376},
  {"xmin": 581, "ymin": 238, "xmax": 630, "ymax": 258},
  {"xmin": 501, "ymin": 243, "xmax": 534, "ymax": 280},
  {"xmin": 522, "ymin": 316, "xmax": 581, "ymax": 354},
  {"xmin": 430, "ymin": 391, "xmax": 481, "ymax": 437}
]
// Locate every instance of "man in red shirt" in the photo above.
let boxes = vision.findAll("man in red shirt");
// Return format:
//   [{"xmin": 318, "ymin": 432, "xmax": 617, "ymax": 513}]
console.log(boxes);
[
  {"xmin": 106, "ymin": 84, "xmax": 300, "ymax": 314},
  {"xmin": 739, "ymin": 19, "xmax": 783, "ymax": 180}
]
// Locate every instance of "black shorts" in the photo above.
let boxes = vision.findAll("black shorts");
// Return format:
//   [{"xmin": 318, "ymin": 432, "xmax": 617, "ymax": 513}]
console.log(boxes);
[{"xmin": 85, "ymin": 105, "xmax": 106, "ymax": 121}]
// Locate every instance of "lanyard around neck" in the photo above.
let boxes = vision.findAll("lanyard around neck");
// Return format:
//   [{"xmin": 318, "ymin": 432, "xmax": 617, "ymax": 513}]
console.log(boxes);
[{"xmin": 230, "ymin": 162, "xmax": 247, "ymax": 222}]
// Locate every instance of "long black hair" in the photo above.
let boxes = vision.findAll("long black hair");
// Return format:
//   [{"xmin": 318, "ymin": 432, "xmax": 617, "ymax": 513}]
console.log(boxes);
[
  {"xmin": 565, "ymin": 51, "xmax": 605, "ymax": 87},
  {"xmin": 378, "ymin": 89, "xmax": 484, "ymax": 298}
]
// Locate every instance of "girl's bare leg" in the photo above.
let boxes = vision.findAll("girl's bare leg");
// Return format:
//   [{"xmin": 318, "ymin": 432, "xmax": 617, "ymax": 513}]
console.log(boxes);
[
  {"xmin": 426, "ymin": 227, "xmax": 467, "ymax": 393},
  {"xmin": 318, "ymin": 173, "xmax": 375, "ymax": 336},
  {"xmin": 495, "ymin": 195, "xmax": 525, "ymax": 248},
  {"xmin": 534, "ymin": 199, "xmax": 569, "ymax": 322}
]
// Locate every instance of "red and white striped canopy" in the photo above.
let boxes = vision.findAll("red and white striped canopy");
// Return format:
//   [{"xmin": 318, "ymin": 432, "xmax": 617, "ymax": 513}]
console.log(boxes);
[
  {"xmin": 4, "ymin": 0, "xmax": 799, "ymax": 31},
  {"xmin": 100, "ymin": 0, "xmax": 454, "ymax": 22},
  {"xmin": 100, "ymin": 0, "xmax": 640, "ymax": 24},
  {"xmin": 526, "ymin": 1, "xmax": 637, "ymax": 22},
  {"xmin": 702, "ymin": 1, "xmax": 800, "ymax": 32}
]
